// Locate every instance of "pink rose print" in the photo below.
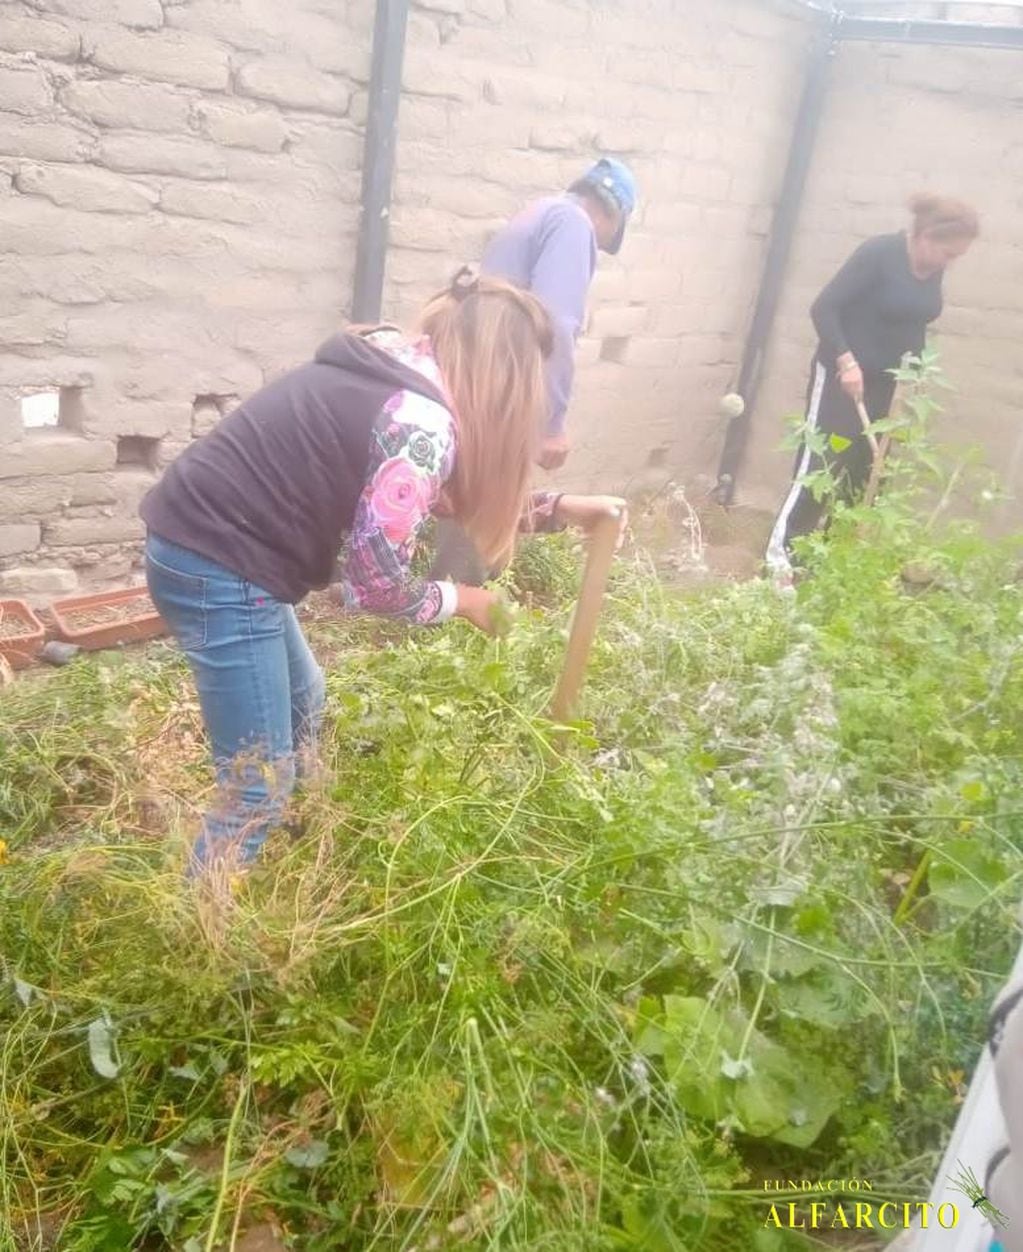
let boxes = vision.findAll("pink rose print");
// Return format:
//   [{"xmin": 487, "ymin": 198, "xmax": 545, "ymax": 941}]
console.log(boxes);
[{"xmin": 368, "ymin": 456, "xmax": 432, "ymax": 542}]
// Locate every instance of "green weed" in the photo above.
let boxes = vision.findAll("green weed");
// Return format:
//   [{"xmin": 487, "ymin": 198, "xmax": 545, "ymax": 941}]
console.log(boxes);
[{"xmin": 1, "ymin": 356, "xmax": 1021, "ymax": 1249}]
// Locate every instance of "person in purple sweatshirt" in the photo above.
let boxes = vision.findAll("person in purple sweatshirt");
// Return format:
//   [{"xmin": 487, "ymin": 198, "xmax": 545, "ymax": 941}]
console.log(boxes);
[
  {"xmin": 432, "ymin": 156, "xmax": 637, "ymax": 582},
  {"xmin": 140, "ymin": 272, "xmax": 626, "ymax": 874}
]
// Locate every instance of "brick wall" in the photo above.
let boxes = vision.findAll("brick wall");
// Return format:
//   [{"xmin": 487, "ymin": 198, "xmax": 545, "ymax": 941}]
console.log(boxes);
[
  {"xmin": 3, "ymin": 0, "xmax": 1020, "ymax": 596},
  {"xmin": 0, "ymin": 0, "xmax": 811, "ymax": 595},
  {"xmin": 748, "ymin": 23, "xmax": 1023, "ymax": 526},
  {"xmin": 0, "ymin": 0, "xmax": 372, "ymax": 595},
  {"xmin": 385, "ymin": 0, "xmax": 810, "ymax": 497}
]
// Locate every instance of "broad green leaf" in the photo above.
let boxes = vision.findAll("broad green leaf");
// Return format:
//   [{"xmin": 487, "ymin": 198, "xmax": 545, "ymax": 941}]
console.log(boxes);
[
  {"xmin": 620, "ymin": 1191, "xmax": 688, "ymax": 1252},
  {"xmin": 929, "ymin": 839, "xmax": 1007, "ymax": 909},
  {"xmin": 740, "ymin": 930, "xmax": 823, "ymax": 977},
  {"xmin": 829, "ymin": 434, "xmax": 852, "ymax": 453},
  {"xmin": 659, "ymin": 996, "xmax": 841, "ymax": 1148},
  {"xmin": 776, "ymin": 970, "xmax": 869, "ymax": 1028},
  {"xmin": 87, "ymin": 1013, "xmax": 120, "ymax": 1080}
]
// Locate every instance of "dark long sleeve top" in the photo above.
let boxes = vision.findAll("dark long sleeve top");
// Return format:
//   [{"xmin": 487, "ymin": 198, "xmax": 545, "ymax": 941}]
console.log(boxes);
[{"xmin": 810, "ymin": 232, "xmax": 944, "ymax": 376}]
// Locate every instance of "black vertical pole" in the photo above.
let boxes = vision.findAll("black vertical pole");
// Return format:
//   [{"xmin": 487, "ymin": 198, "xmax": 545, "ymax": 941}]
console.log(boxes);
[
  {"xmin": 351, "ymin": 0, "xmax": 410, "ymax": 324},
  {"xmin": 713, "ymin": 15, "xmax": 839, "ymax": 505}
]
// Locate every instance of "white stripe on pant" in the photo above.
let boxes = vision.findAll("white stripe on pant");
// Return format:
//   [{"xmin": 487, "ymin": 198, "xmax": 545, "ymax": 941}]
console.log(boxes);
[{"xmin": 765, "ymin": 360, "xmax": 828, "ymax": 576}]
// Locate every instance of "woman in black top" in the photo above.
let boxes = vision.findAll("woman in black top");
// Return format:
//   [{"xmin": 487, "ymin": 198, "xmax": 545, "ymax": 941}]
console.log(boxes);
[{"xmin": 766, "ymin": 194, "xmax": 979, "ymax": 575}]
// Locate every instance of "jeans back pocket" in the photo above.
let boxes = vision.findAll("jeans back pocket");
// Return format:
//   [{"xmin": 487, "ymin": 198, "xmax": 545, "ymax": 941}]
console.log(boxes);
[{"xmin": 145, "ymin": 548, "xmax": 208, "ymax": 652}]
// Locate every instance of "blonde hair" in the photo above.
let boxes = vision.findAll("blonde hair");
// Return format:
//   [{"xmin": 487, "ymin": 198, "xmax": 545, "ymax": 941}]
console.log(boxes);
[
  {"xmin": 418, "ymin": 272, "xmax": 553, "ymax": 567},
  {"xmin": 909, "ymin": 193, "xmax": 980, "ymax": 241}
]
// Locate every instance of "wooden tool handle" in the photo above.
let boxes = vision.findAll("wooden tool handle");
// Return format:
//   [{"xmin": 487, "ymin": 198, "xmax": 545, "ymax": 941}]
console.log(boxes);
[
  {"xmin": 550, "ymin": 512, "xmax": 621, "ymax": 723},
  {"xmin": 855, "ymin": 399, "xmax": 880, "ymax": 459}
]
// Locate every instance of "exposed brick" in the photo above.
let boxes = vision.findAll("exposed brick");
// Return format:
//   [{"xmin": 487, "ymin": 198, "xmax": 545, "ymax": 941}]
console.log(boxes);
[
  {"xmin": 394, "ymin": 172, "xmax": 514, "ymax": 219},
  {"xmin": 406, "ymin": 10, "xmax": 441, "ymax": 49},
  {"xmin": 159, "ymin": 181, "xmax": 264, "ymax": 224},
  {"xmin": 0, "ymin": 566, "xmax": 78, "ymax": 598},
  {"xmin": 83, "ymin": 27, "xmax": 231, "ymax": 90},
  {"xmin": 402, "ymin": 49, "xmax": 476, "ymax": 101},
  {"xmin": 191, "ymin": 399, "xmax": 220, "ymax": 439},
  {"xmin": 0, "ymin": 119, "xmax": 93, "ymax": 163},
  {"xmin": 284, "ymin": 120, "xmax": 363, "ymax": 174},
  {"xmin": 236, "ymin": 58, "xmax": 351, "ymax": 115},
  {"xmin": 45, "ymin": 515, "xmax": 146, "ymax": 547},
  {"xmin": 0, "ymin": 15, "xmax": 79, "ymax": 59},
  {"xmin": 385, "ymin": 248, "xmax": 454, "ymax": 288},
  {"xmin": 470, "ymin": 147, "xmax": 559, "ymax": 189},
  {"xmin": 165, "ymin": 0, "xmax": 369, "ymax": 77},
  {"xmin": 574, "ymin": 336, "xmax": 601, "ymax": 368},
  {"xmin": 0, "ymin": 305, "xmax": 69, "ymax": 347},
  {"xmin": 348, "ymin": 90, "xmax": 368, "ymax": 128},
  {"xmin": 68, "ymin": 549, "xmax": 141, "ymax": 581},
  {"xmin": 589, "ymin": 267, "xmax": 629, "ymax": 303},
  {"xmin": 0, "ymin": 476, "xmax": 72, "ymax": 523},
  {"xmin": 82, "ymin": 397, "xmax": 183, "ymax": 439},
  {"xmin": 468, "ymin": 0, "xmax": 506, "ymax": 18},
  {"xmin": 0, "ymin": 522, "xmax": 42, "ymax": 558},
  {"xmin": 61, "ymin": 79, "xmax": 192, "ymax": 134},
  {"xmin": 618, "ymin": 338, "xmax": 681, "ymax": 369},
  {"xmin": 193, "ymin": 101, "xmax": 289, "ymax": 153},
  {"xmin": 529, "ymin": 123, "xmax": 595, "ymax": 153},
  {"xmin": 99, "ymin": 134, "xmax": 227, "ymax": 180},
  {"xmin": 627, "ymin": 267, "xmax": 685, "ymax": 301},
  {"xmin": 68, "ymin": 472, "xmax": 118, "ymax": 506},
  {"xmin": 587, "ymin": 305, "xmax": 649, "ymax": 338},
  {"xmin": 0, "ymin": 354, "xmax": 96, "ymax": 395},
  {"xmin": 1, "ymin": 435, "xmax": 116, "ymax": 480},
  {"xmin": 162, "ymin": 0, "xmax": 273, "ymax": 52},
  {"xmin": 29, "ymin": 0, "xmax": 163, "ymax": 28},
  {"xmin": 505, "ymin": 0, "xmax": 589, "ymax": 37},
  {"xmin": 0, "ymin": 66, "xmax": 53, "ymax": 117},
  {"xmin": 399, "ymin": 97, "xmax": 451, "ymax": 143},
  {"xmin": 104, "ymin": 468, "xmax": 158, "ymax": 510},
  {"xmin": 15, "ymin": 164, "xmax": 158, "ymax": 215},
  {"xmin": 389, "ymin": 205, "xmax": 496, "ymax": 254}
]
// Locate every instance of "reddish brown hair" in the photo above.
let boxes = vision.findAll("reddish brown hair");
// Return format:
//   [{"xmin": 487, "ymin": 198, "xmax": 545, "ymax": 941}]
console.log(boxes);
[{"xmin": 909, "ymin": 193, "xmax": 980, "ymax": 241}]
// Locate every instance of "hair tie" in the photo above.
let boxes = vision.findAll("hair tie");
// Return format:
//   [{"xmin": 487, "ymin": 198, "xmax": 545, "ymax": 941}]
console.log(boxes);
[{"xmin": 450, "ymin": 265, "xmax": 479, "ymax": 300}]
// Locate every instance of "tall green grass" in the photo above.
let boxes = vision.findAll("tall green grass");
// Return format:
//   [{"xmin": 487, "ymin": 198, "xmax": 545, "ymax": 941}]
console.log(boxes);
[{"xmin": 2, "ymin": 461, "xmax": 1022, "ymax": 1250}]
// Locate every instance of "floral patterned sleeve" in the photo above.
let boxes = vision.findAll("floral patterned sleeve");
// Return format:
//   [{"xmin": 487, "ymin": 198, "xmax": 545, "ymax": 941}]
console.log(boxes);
[{"xmin": 337, "ymin": 389, "xmax": 458, "ymax": 625}]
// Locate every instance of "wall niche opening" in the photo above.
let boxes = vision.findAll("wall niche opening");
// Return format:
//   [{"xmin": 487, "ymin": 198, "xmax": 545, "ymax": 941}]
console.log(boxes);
[
  {"xmin": 117, "ymin": 435, "xmax": 162, "ymax": 472},
  {"xmin": 20, "ymin": 386, "xmax": 86, "ymax": 433}
]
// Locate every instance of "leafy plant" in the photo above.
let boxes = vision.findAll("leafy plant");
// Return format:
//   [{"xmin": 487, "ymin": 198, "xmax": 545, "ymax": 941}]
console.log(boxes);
[{"xmin": 1, "ymin": 354, "xmax": 1021, "ymax": 1249}]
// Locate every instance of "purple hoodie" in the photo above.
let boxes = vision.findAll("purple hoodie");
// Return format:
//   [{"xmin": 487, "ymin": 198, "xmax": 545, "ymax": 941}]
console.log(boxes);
[{"xmin": 481, "ymin": 194, "xmax": 597, "ymax": 436}]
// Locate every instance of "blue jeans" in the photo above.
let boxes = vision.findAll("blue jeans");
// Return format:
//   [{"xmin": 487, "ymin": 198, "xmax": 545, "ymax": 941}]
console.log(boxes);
[{"xmin": 145, "ymin": 533, "xmax": 326, "ymax": 869}]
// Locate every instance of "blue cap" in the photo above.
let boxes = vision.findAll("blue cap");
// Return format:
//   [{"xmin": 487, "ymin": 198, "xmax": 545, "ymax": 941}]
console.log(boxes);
[{"xmin": 578, "ymin": 157, "xmax": 637, "ymax": 255}]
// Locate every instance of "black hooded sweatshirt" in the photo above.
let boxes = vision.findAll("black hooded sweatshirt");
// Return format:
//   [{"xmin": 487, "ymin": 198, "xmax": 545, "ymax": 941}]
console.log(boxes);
[{"xmin": 140, "ymin": 334, "xmax": 449, "ymax": 604}]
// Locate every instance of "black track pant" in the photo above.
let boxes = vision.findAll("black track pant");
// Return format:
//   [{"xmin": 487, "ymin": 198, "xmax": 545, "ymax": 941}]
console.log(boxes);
[{"xmin": 766, "ymin": 358, "xmax": 895, "ymax": 571}]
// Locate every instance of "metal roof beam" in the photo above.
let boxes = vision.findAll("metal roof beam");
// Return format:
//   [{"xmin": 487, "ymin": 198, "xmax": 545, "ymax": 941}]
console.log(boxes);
[{"xmin": 837, "ymin": 13, "xmax": 1023, "ymax": 47}]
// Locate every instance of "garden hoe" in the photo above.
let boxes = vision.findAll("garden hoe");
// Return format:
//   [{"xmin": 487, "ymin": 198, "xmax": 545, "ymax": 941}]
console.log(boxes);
[
  {"xmin": 550, "ymin": 507, "xmax": 623, "ymax": 724},
  {"xmin": 856, "ymin": 398, "xmax": 892, "ymax": 507}
]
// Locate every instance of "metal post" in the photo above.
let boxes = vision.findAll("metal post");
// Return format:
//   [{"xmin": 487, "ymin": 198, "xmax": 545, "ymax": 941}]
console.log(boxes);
[
  {"xmin": 713, "ymin": 14, "xmax": 839, "ymax": 505},
  {"xmin": 839, "ymin": 15, "xmax": 1023, "ymax": 50},
  {"xmin": 351, "ymin": 0, "xmax": 410, "ymax": 324}
]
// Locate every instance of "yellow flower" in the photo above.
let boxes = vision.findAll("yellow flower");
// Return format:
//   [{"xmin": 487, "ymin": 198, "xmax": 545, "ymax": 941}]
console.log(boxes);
[{"xmin": 0, "ymin": 839, "xmax": 8, "ymax": 865}]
